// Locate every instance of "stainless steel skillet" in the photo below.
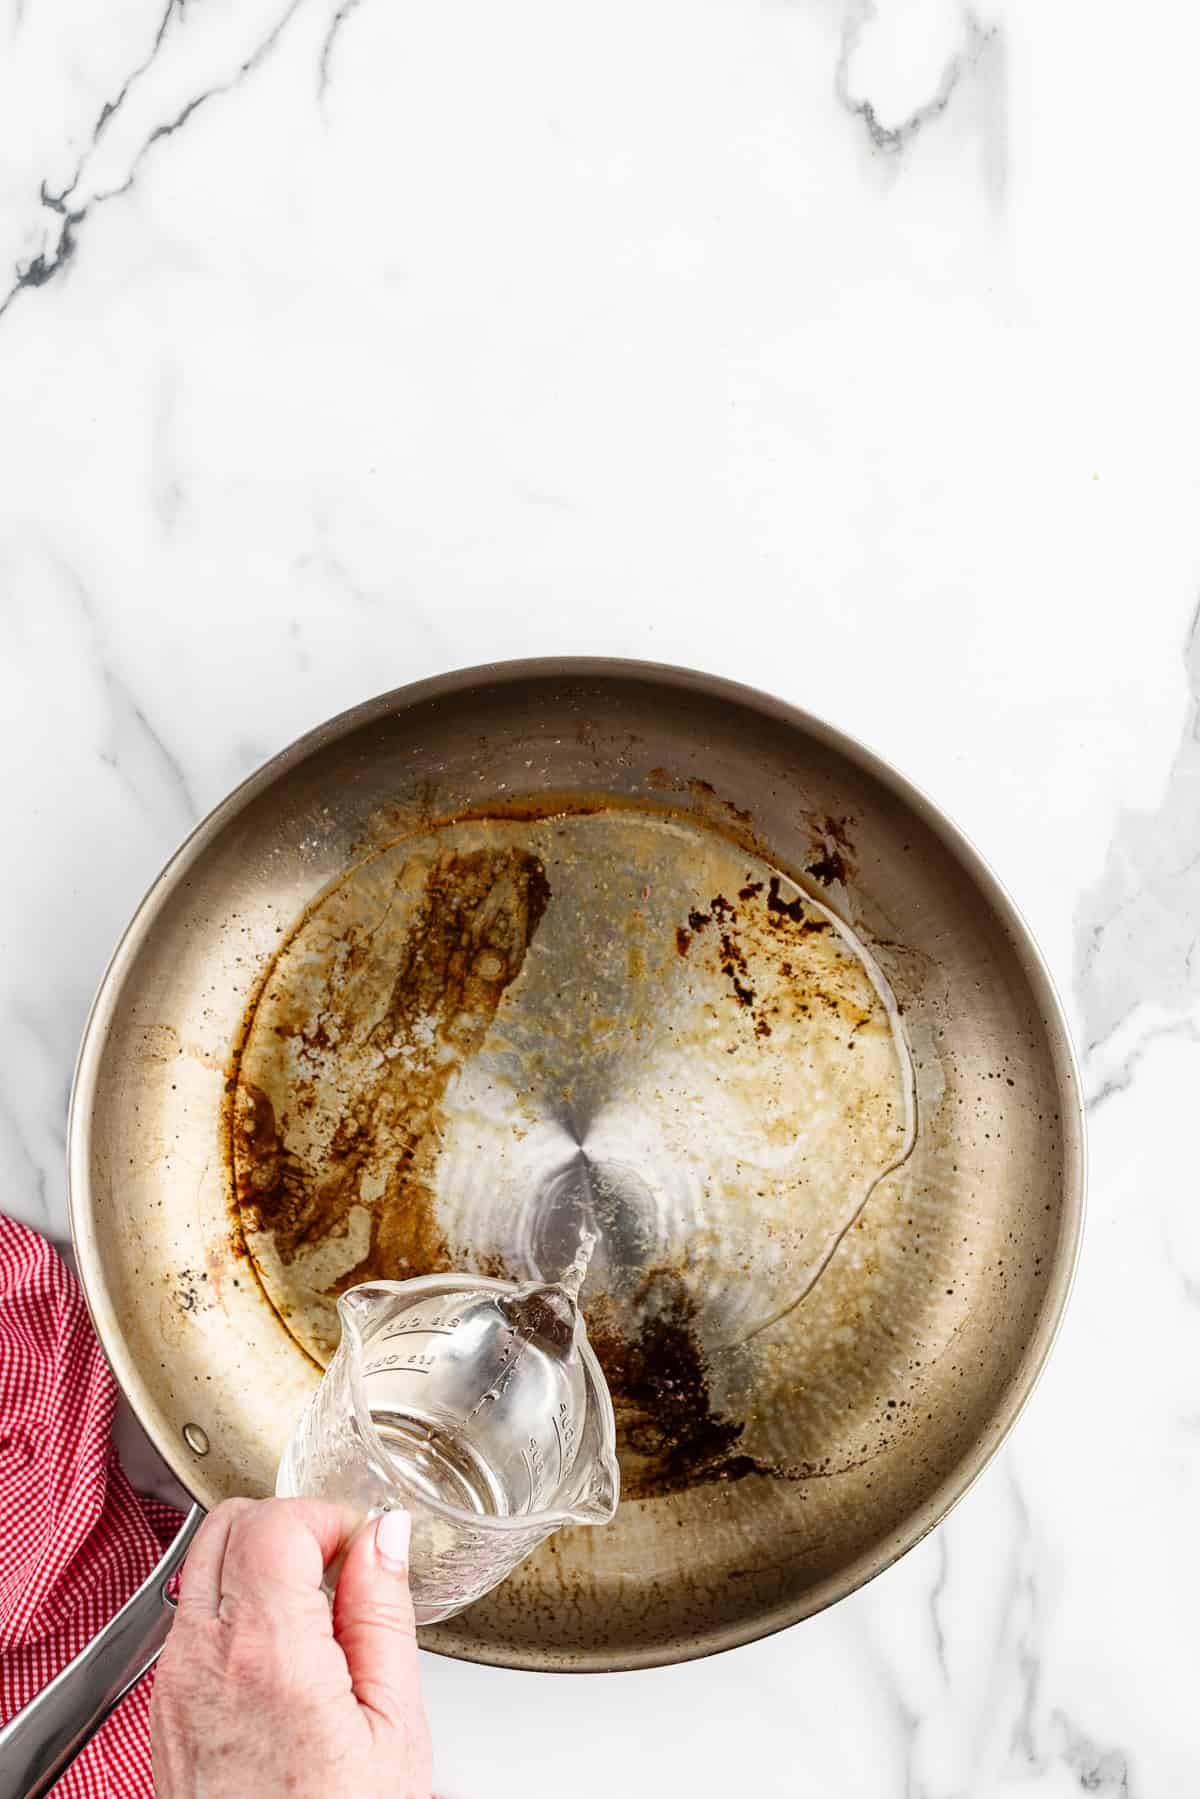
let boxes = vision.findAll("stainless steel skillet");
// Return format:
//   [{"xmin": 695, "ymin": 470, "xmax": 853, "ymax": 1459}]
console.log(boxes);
[{"xmin": 0, "ymin": 659, "xmax": 1084, "ymax": 1794}]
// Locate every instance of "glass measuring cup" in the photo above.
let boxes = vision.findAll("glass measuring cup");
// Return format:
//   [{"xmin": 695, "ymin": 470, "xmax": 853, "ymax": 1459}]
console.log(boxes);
[{"xmin": 276, "ymin": 1267, "xmax": 620, "ymax": 1624}]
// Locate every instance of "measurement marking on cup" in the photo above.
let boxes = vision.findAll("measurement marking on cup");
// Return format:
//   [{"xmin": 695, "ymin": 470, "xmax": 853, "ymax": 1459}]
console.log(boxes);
[
  {"xmin": 362, "ymin": 1353, "xmax": 435, "ymax": 1375},
  {"xmin": 379, "ymin": 1324, "xmax": 457, "ymax": 1343},
  {"xmin": 523, "ymin": 1439, "xmax": 546, "ymax": 1507},
  {"xmin": 551, "ymin": 1402, "xmax": 567, "ymax": 1483}
]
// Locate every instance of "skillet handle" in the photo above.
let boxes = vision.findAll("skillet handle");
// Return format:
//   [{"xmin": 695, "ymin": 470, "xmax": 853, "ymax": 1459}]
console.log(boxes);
[{"xmin": 0, "ymin": 1504, "xmax": 205, "ymax": 1799}]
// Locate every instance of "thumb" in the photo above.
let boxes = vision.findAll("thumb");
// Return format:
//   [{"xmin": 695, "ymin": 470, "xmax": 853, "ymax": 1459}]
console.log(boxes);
[{"xmin": 332, "ymin": 1511, "xmax": 424, "ymax": 1733}]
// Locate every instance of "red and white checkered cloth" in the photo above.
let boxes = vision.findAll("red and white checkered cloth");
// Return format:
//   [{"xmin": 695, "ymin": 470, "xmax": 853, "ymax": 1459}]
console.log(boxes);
[{"xmin": 0, "ymin": 1214, "xmax": 181, "ymax": 1797}]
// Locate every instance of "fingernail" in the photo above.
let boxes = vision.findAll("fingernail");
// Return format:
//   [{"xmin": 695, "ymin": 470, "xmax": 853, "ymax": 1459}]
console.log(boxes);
[{"xmin": 375, "ymin": 1508, "xmax": 411, "ymax": 1571}]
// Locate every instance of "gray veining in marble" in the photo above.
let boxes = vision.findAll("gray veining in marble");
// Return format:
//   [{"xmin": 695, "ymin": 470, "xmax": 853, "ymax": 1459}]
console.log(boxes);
[{"xmin": 1078, "ymin": 599, "xmax": 1200, "ymax": 1109}]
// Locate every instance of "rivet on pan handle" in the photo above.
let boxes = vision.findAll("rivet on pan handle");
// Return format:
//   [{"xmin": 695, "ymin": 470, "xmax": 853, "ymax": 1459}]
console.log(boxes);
[{"xmin": 0, "ymin": 1504, "xmax": 205, "ymax": 1799}]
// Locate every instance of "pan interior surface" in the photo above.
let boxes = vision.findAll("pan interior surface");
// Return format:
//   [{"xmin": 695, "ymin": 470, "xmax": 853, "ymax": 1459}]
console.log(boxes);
[
  {"xmin": 70, "ymin": 665, "xmax": 1082, "ymax": 1670},
  {"xmin": 231, "ymin": 806, "xmax": 916, "ymax": 1501}
]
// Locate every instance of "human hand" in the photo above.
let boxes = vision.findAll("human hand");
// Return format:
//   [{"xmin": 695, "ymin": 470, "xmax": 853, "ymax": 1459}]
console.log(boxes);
[{"xmin": 151, "ymin": 1498, "xmax": 432, "ymax": 1799}]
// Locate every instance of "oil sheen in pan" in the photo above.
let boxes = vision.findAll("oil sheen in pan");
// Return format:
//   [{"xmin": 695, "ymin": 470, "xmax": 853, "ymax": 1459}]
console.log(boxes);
[{"xmin": 230, "ymin": 805, "xmax": 917, "ymax": 1500}]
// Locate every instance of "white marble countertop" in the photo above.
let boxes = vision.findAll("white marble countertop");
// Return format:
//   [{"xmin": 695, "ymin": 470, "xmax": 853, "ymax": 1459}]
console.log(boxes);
[{"xmin": 2, "ymin": 1, "xmax": 1197, "ymax": 1792}]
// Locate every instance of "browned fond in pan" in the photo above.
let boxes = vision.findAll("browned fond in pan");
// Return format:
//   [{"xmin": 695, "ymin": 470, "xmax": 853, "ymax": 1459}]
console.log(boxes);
[{"xmin": 69, "ymin": 661, "xmax": 1084, "ymax": 1670}]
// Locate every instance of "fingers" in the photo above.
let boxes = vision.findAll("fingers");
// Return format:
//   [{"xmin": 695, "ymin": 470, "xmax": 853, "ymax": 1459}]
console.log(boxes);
[
  {"xmin": 214, "ymin": 1497, "xmax": 359, "ymax": 1618},
  {"xmin": 175, "ymin": 1499, "xmax": 255, "ymax": 1619},
  {"xmin": 332, "ymin": 1511, "xmax": 425, "ymax": 1735}
]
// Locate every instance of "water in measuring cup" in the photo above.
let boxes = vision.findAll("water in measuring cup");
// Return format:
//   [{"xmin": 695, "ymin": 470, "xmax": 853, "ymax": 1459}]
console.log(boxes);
[{"xmin": 370, "ymin": 1412, "xmax": 508, "ymax": 1515}]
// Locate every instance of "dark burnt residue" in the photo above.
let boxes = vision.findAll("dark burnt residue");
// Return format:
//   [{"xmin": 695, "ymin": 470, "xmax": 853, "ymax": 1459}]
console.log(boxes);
[
  {"xmin": 718, "ymin": 929, "xmax": 756, "ymax": 1010},
  {"xmin": 766, "ymin": 875, "xmax": 830, "ymax": 931},
  {"xmin": 804, "ymin": 813, "xmax": 856, "ymax": 888},
  {"xmin": 686, "ymin": 777, "xmax": 753, "ymax": 827},
  {"xmin": 807, "ymin": 846, "xmax": 847, "ymax": 887},
  {"xmin": 585, "ymin": 1275, "xmax": 772, "ymax": 1497},
  {"xmin": 231, "ymin": 847, "xmax": 551, "ymax": 1324},
  {"xmin": 173, "ymin": 1269, "xmax": 213, "ymax": 1316},
  {"xmin": 645, "ymin": 769, "xmax": 755, "ymax": 829},
  {"xmin": 586, "ymin": 1267, "xmax": 889, "ymax": 1495},
  {"xmin": 676, "ymin": 869, "xmax": 869, "ymax": 1041}
]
